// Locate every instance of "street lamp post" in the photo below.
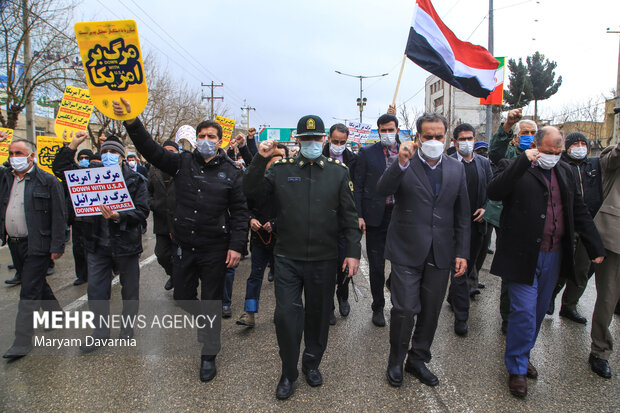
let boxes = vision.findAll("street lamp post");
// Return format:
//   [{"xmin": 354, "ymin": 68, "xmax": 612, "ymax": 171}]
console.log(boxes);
[{"xmin": 335, "ymin": 71, "xmax": 388, "ymax": 123}]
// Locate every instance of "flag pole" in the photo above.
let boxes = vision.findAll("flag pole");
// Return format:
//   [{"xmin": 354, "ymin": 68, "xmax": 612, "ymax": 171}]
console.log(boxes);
[{"xmin": 392, "ymin": 54, "xmax": 407, "ymax": 106}]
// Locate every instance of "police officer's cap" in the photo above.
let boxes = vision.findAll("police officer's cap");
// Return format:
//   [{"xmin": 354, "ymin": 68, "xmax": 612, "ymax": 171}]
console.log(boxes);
[{"xmin": 296, "ymin": 115, "xmax": 326, "ymax": 137}]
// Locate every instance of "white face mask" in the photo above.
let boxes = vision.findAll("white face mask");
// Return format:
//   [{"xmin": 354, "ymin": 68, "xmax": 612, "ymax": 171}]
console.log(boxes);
[
  {"xmin": 537, "ymin": 153, "xmax": 560, "ymax": 170},
  {"xmin": 457, "ymin": 140, "xmax": 474, "ymax": 157},
  {"xmin": 420, "ymin": 139, "xmax": 444, "ymax": 160},
  {"xmin": 10, "ymin": 156, "xmax": 30, "ymax": 172},
  {"xmin": 330, "ymin": 143, "xmax": 346, "ymax": 156},
  {"xmin": 380, "ymin": 132, "xmax": 396, "ymax": 147},
  {"xmin": 128, "ymin": 160, "xmax": 137, "ymax": 168},
  {"xmin": 568, "ymin": 146, "xmax": 587, "ymax": 160}
]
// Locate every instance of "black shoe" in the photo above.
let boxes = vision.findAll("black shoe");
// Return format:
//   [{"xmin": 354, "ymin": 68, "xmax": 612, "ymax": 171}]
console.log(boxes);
[
  {"xmin": 80, "ymin": 337, "xmax": 103, "ymax": 353},
  {"xmin": 338, "ymin": 297, "xmax": 350, "ymax": 317},
  {"xmin": 276, "ymin": 375, "xmax": 295, "ymax": 400},
  {"xmin": 268, "ymin": 271, "xmax": 274, "ymax": 282},
  {"xmin": 200, "ymin": 357, "xmax": 217, "ymax": 382},
  {"xmin": 222, "ymin": 306, "xmax": 232, "ymax": 319},
  {"xmin": 301, "ymin": 365, "xmax": 323, "ymax": 387},
  {"xmin": 546, "ymin": 299, "xmax": 555, "ymax": 315},
  {"xmin": 615, "ymin": 300, "xmax": 620, "ymax": 315},
  {"xmin": 4, "ymin": 275, "xmax": 21, "ymax": 285},
  {"xmin": 385, "ymin": 277, "xmax": 391, "ymax": 291},
  {"xmin": 386, "ymin": 364, "xmax": 403, "ymax": 387},
  {"xmin": 329, "ymin": 310, "xmax": 336, "ymax": 326},
  {"xmin": 73, "ymin": 278, "xmax": 87, "ymax": 286},
  {"xmin": 469, "ymin": 289, "xmax": 481, "ymax": 299},
  {"xmin": 487, "ymin": 248, "xmax": 494, "ymax": 254},
  {"xmin": 8, "ymin": 264, "xmax": 15, "ymax": 270},
  {"xmin": 372, "ymin": 310, "xmax": 386, "ymax": 327},
  {"xmin": 46, "ymin": 266, "xmax": 55, "ymax": 276},
  {"xmin": 164, "ymin": 277, "xmax": 173, "ymax": 291},
  {"xmin": 119, "ymin": 328, "xmax": 134, "ymax": 340},
  {"xmin": 3, "ymin": 343, "xmax": 32, "ymax": 359},
  {"xmin": 501, "ymin": 320, "xmax": 508, "ymax": 335},
  {"xmin": 559, "ymin": 308, "xmax": 587, "ymax": 324},
  {"xmin": 454, "ymin": 320, "xmax": 468, "ymax": 337},
  {"xmin": 589, "ymin": 354, "xmax": 611, "ymax": 379},
  {"xmin": 405, "ymin": 361, "xmax": 439, "ymax": 386},
  {"xmin": 478, "ymin": 282, "xmax": 485, "ymax": 289}
]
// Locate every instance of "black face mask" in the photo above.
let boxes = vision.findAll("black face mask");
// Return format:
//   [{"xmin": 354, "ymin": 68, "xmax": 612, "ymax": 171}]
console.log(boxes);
[{"xmin": 475, "ymin": 151, "xmax": 488, "ymax": 158}]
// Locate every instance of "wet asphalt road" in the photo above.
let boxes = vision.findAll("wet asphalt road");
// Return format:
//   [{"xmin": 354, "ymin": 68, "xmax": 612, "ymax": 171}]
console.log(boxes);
[{"xmin": 0, "ymin": 223, "xmax": 618, "ymax": 412}]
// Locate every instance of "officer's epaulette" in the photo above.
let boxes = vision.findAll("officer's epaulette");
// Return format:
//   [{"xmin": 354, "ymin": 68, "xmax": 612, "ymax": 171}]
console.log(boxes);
[
  {"xmin": 327, "ymin": 157, "xmax": 348, "ymax": 169},
  {"xmin": 273, "ymin": 157, "xmax": 293, "ymax": 166}
]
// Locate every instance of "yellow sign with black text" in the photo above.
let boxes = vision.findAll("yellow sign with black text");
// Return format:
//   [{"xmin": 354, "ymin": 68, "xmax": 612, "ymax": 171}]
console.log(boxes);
[
  {"xmin": 0, "ymin": 128, "xmax": 14, "ymax": 164},
  {"xmin": 74, "ymin": 20, "xmax": 148, "ymax": 121},
  {"xmin": 36, "ymin": 136, "xmax": 64, "ymax": 176},
  {"xmin": 215, "ymin": 116, "xmax": 235, "ymax": 149},
  {"xmin": 54, "ymin": 86, "xmax": 94, "ymax": 140}
]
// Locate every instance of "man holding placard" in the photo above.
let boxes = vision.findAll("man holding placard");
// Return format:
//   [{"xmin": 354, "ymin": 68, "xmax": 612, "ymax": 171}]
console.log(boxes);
[{"xmin": 0, "ymin": 132, "xmax": 67, "ymax": 359}]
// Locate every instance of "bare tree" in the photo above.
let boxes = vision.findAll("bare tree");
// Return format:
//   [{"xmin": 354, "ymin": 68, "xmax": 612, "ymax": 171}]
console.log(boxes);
[
  {"xmin": 0, "ymin": 0, "xmax": 82, "ymax": 129},
  {"xmin": 550, "ymin": 96, "xmax": 607, "ymax": 145},
  {"xmin": 398, "ymin": 102, "xmax": 424, "ymax": 136}
]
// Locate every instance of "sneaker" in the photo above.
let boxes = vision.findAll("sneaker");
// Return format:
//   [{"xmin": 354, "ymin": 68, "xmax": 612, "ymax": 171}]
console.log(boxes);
[{"xmin": 222, "ymin": 306, "xmax": 232, "ymax": 319}]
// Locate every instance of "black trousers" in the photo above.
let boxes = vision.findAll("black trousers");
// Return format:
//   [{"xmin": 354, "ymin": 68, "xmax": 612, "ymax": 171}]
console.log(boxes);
[
  {"xmin": 388, "ymin": 249, "xmax": 450, "ymax": 366},
  {"xmin": 274, "ymin": 256, "xmax": 337, "ymax": 381},
  {"xmin": 72, "ymin": 222, "xmax": 88, "ymax": 281},
  {"xmin": 87, "ymin": 252, "xmax": 140, "ymax": 338},
  {"xmin": 365, "ymin": 205, "xmax": 393, "ymax": 311},
  {"xmin": 173, "ymin": 246, "xmax": 227, "ymax": 354},
  {"xmin": 447, "ymin": 227, "xmax": 485, "ymax": 321},
  {"xmin": 334, "ymin": 233, "xmax": 350, "ymax": 303},
  {"xmin": 9, "ymin": 239, "xmax": 61, "ymax": 346},
  {"xmin": 154, "ymin": 233, "xmax": 176, "ymax": 277}
]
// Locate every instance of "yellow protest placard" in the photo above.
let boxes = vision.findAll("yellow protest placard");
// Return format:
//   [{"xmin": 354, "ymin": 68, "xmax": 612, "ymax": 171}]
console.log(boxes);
[
  {"xmin": 74, "ymin": 20, "xmax": 148, "ymax": 121},
  {"xmin": 215, "ymin": 116, "xmax": 235, "ymax": 149},
  {"xmin": 36, "ymin": 136, "xmax": 64, "ymax": 176},
  {"xmin": 54, "ymin": 86, "xmax": 94, "ymax": 140},
  {"xmin": 0, "ymin": 128, "xmax": 14, "ymax": 164}
]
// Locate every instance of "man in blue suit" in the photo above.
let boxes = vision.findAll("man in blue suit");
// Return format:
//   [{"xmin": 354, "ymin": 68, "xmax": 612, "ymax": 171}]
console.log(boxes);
[{"xmin": 353, "ymin": 113, "xmax": 400, "ymax": 326}]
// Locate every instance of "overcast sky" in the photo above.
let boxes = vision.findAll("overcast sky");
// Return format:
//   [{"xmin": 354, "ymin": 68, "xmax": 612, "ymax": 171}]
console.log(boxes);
[{"xmin": 74, "ymin": 0, "xmax": 620, "ymax": 128}]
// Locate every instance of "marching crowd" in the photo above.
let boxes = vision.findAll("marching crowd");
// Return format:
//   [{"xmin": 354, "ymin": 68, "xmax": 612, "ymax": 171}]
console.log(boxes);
[{"xmin": 0, "ymin": 99, "xmax": 619, "ymax": 400}]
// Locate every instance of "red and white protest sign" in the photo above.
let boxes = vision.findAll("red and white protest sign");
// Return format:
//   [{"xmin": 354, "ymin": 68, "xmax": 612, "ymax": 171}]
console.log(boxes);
[
  {"xmin": 347, "ymin": 121, "xmax": 372, "ymax": 145},
  {"xmin": 64, "ymin": 165, "xmax": 135, "ymax": 216}
]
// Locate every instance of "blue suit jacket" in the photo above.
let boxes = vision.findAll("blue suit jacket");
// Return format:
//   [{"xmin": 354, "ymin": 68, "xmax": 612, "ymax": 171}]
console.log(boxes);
[{"xmin": 353, "ymin": 142, "xmax": 391, "ymax": 227}]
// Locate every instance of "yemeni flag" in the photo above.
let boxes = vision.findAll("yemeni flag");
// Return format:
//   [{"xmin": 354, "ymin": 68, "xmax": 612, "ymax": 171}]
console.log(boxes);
[
  {"xmin": 405, "ymin": 0, "xmax": 499, "ymax": 98},
  {"xmin": 480, "ymin": 57, "xmax": 505, "ymax": 105}
]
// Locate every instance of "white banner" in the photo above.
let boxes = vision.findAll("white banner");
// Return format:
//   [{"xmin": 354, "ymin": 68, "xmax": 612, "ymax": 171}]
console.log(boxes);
[
  {"xmin": 64, "ymin": 165, "xmax": 135, "ymax": 217},
  {"xmin": 347, "ymin": 121, "xmax": 372, "ymax": 145}
]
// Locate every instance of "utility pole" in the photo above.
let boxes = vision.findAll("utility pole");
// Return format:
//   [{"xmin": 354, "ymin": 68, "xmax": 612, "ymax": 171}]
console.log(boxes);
[
  {"xmin": 23, "ymin": 0, "xmax": 35, "ymax": 143},
  {"xmin": 485, "ymin": 0, "xmax": 494, "ymax": 142},
  {"xmin": 240, "ymin": 100, "xmax": 255, "ymax": 129},
  {"xmin": 608, "ymin": 28, "xmax": 620, "ymax": 145},
  {"xmin": 201, "ymin": 81, "xmax": 223, "ymax": 120},
  {"xmin": 335, "ymin": 71, "xmax": 388, "ymax": 123}
]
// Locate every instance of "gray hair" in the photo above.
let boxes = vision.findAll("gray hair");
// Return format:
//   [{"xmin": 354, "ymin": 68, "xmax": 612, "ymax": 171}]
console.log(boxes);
[
  {"xmin": 11, "ymin": 139, "xmax": 35, "ymax": 154},
  {"xmin": 415, "ymin": 112, "xmax": 448, "ymax": 135},
  {"xmin": 534, "ymin": 126, "xmax": 563, "ymax": 146},
  {"xmin": 514, "ymin": 119, "xmax": 537, "ymax": 136}
]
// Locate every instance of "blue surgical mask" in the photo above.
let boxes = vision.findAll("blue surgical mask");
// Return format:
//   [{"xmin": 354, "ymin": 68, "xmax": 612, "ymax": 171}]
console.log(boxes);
[
  {"xmin": 101, "ymin": 152, "xmax": 120, "ymax": 167},
  {"xmin": 79, "ymin": 159, "xmax": 90, "ymax": 168},
  {"xmin": 519, "ymin": 135, "xmax": 534, "ymax": 150},
  {"xmin": 196, "ymin": 139, "xmax": 218, "ymax": 158},
  {"xmin": 300, "ymin": 140, "xmax": 323, "ymax": 159}
]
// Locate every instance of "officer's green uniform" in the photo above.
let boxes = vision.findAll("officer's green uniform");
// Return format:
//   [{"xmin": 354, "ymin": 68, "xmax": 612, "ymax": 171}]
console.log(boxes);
[{"xmin": 243, "ymin": 115, "xmax": 361, "ymax": 382}]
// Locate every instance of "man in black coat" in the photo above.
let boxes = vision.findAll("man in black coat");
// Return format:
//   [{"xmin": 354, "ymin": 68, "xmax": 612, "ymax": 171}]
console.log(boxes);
[
  {"xmin": 548, "ymin": 132, "xmax": 603, "ymax": 323},
  {"xmin": 323, "ymin": 123, "xmax": 357, "ymax": 323},
  {"xmin": 114, "ymin": 98, "xmax": 249, "ymax": 383},
  {"xmin": 488, "ymin": 126, "xmax": 605, "ymax": 397},
  {"xmin": 0, "ymin": 135, "xmax": 67, "ymax": 359},
  {"xmin": 377, "ymin": 113, "xmax": 470, "ymax": 388},
  {"xmin": 353, "ymin": 114, "xmax": 400, "ymax": 326},
  {"xmin": 147, "ymin": 140, "xmax": 179, "ymax": 291}
]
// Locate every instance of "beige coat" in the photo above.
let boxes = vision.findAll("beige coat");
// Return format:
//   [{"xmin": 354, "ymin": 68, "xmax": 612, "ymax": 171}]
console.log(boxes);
[{"xmin": 594, "ymin": 143, "xmax": 620, "ymax": 254}]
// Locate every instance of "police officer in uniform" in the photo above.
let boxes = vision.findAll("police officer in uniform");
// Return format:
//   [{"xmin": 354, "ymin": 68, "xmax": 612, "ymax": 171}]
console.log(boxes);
[{"xmin": 244, "ymin": 115, "xmax": 362, "ymax": 400}]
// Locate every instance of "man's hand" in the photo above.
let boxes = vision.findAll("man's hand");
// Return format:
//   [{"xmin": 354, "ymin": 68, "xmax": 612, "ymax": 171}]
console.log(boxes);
[
  {"xmin": 524, "ymin": 148, "xmax": 541, "ymax": 162},
  {"xmin": 358, "ymin": 217, "xmax": 366, "ymax": 234},
  {"xmin": 51, "ymin": 253, "xmax": 63, "ymax": 260},
  {"xmin": 503, "ymin": 108, "xmax": 522, "ymax": 133},
  {"xmin": 234, "ymin": 133, "xmax": 246, "ymax": 147},
  {"xmin": 226, "ymin": 250, "xmax": 241, "ymax": 268},
  {"xmin": 592, "ymin": 256, "xmax": 605, "ymax": 264},
  {"xmin": 69, "ymin": 130, "xmax": 90, "ymax": 150},
  {"xmin": 473, "ymin": 208, "xmax": 485, "ymax": 223},
  {"xmin": 250, "ymin": 218, "xmax": 262, "ymax": 232},
  {"xmin": 99, "ymin": 205, "xmax": 120, "ymax": 221},
  {"xmin": 263, "ymin": 221, "xmax": 273, "ymax": 233},
  {"xmin": 112, "ymin": 98, "xmax": 136, "ymax": 125},
  {"xmin": 0, "ymin": 130, "xmax": 8, "ymax": 143},
  {"xmin": 259, "ymin": 140, "xmax": 276, "ymax": 158},
  {"xmin": 398, "ymin": 141, "xmax": 416, "ymax": 167},
  {"xmin": 342, "ymin": 257, "xmax": 360, "ymax": 278},
  {"xmin": 387, "ymin": 104, "xmax": 397, "ymax": 115},
  {"xmin": 454, "ymin": 258, "xmax": 467, "ymax": 277}
]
